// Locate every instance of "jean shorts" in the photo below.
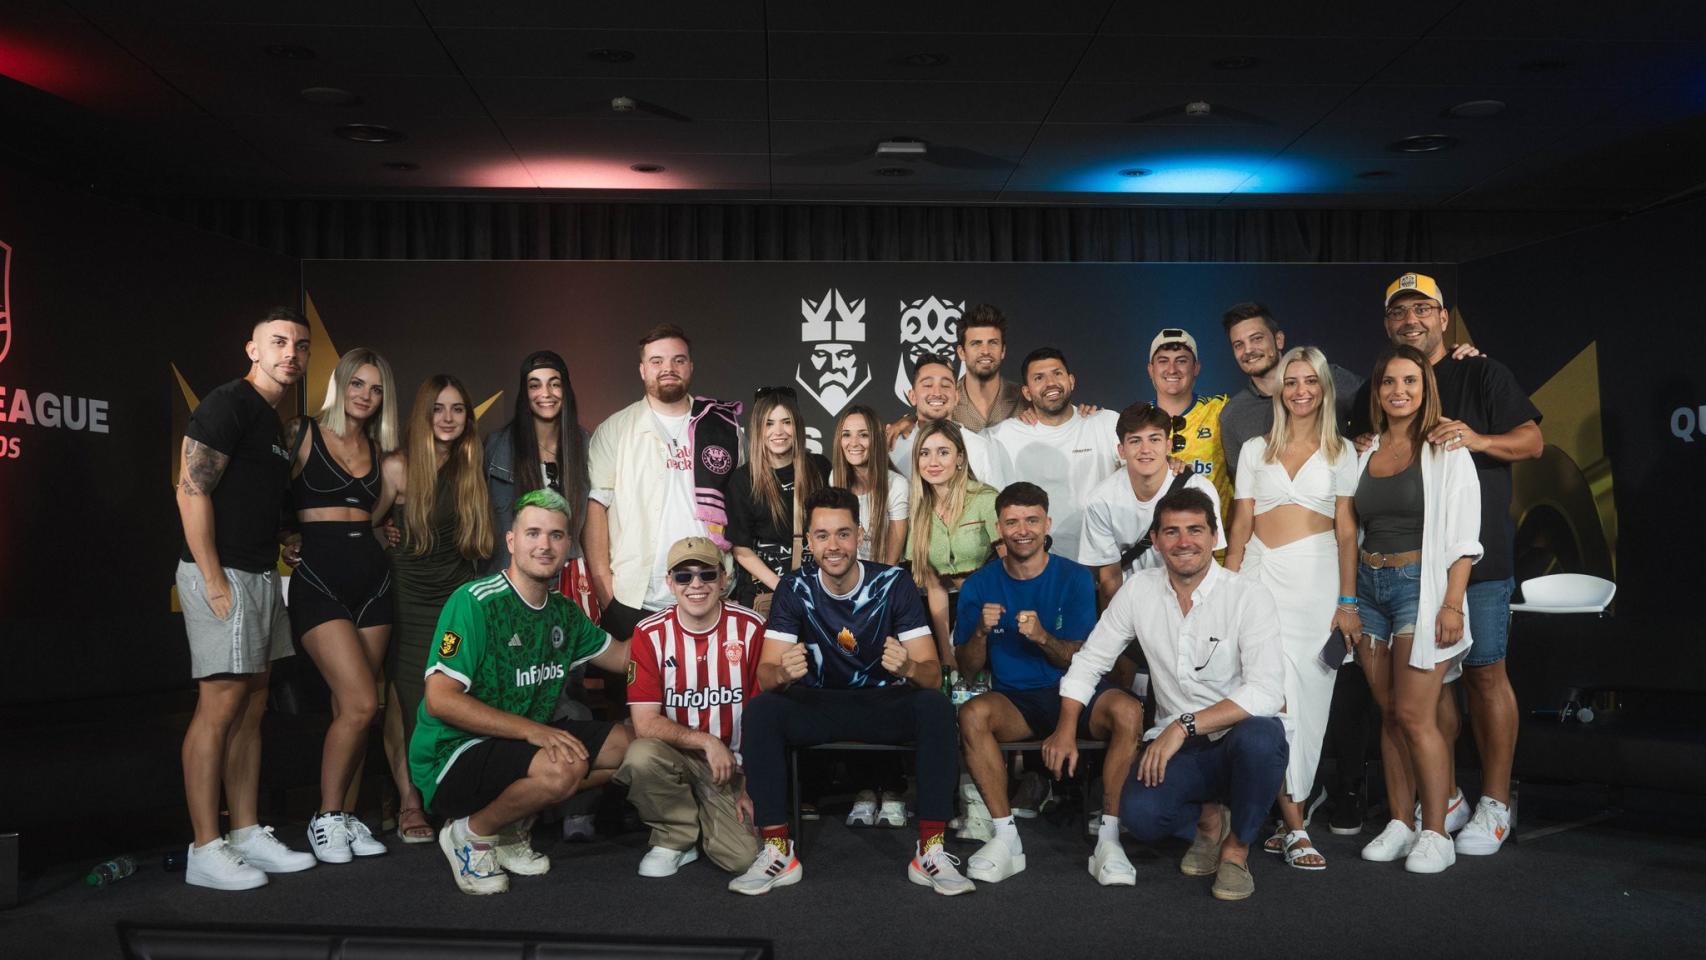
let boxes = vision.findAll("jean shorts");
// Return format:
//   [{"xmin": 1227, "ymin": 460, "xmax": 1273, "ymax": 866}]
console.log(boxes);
[
  {"xmin": 1463, "ymin": 577, "xmax": 1515, "ymax": 667},
  {"xmin": 1356, "ymin": 561, "xmax": 1421, "ymax": 645}
]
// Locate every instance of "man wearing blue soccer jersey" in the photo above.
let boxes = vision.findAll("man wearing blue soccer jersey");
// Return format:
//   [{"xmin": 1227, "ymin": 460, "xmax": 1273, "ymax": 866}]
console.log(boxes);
[{"xmin": 734, "ymin": 487, "xmax": 972, "ymax": 897}]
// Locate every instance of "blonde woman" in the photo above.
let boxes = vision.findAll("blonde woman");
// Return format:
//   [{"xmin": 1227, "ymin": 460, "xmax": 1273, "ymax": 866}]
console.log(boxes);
[
  {"xmin": 832, "ymin": 404, "xmax": 909, "ymax": 563},
  {"xmin": 285, "ymin": 347, "xmax": 401, "ymax": 864},
  {"xmin": 907, "ymin": 419, "xmax": 1001, "ymax": 669},
  {"xmin": 727, "ymin": 386, "xmax": 828, "ymax": 613},
  {"xmin": 373, "ymin": 374, "xmax": 492, "ymax": 843},
  {"xmin": 1224, "ymin": 346, "xmax": 1360, "ymax": 871}
]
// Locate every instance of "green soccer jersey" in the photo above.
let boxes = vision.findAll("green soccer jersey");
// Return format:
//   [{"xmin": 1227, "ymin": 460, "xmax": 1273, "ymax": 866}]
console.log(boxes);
[{"xmin": 408, "ymin": 572, "xmax": 611, "ymax": 808}]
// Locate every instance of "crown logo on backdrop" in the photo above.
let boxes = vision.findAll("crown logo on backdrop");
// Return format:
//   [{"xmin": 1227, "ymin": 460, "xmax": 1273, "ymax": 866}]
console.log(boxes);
[{"xmin": 801, "ymin": 289, "xmax": 866, "ymax": 343}]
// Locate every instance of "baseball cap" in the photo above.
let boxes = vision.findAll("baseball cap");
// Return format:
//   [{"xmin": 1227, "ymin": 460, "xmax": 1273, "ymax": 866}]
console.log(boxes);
[
  {"xmin": 1384, "ymin": 272, "xmax": 1446, "ymax": 308},
  {"xmin": 1149, "ymin": 328, "xmax": 1198, "ymax": 360},
  {"xmin": 666, "ymin": 536, "xmax": 723, "ymax": 571}
]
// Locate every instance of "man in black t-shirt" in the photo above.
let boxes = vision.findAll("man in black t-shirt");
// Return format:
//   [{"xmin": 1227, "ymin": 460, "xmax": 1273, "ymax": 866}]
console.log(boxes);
[
  {"xmin": 1353, "ymin": 274, "xmax": 1543, "ymax": 857},
  {"xmin": 174, "ymin": 307, "xmax": 317, "ymax": 891}
]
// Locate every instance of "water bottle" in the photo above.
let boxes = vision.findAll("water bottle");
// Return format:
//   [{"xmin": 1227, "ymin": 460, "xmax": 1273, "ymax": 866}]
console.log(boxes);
[{"xmin": 86, "ymin": 856, "xmax": 136, "ymax": 887}]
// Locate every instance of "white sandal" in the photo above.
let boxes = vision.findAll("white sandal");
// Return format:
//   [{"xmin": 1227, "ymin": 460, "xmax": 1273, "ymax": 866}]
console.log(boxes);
[
  {"xmin": 1262, "ymin": 825, "xmax": 1287, "ymax": 854},
  {"xmin": 1283, "ymin": 829, "xmax": 1327, "ymax": 871}
]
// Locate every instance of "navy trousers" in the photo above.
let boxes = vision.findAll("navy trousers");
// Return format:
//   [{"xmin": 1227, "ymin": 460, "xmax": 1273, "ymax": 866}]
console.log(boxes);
[{"xmin": 1119, "ymin": 716, "xmax": 1289, "ymax": 846}]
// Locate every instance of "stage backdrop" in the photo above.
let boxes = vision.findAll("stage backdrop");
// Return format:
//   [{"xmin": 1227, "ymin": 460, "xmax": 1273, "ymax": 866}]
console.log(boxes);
[{"xmin": 0, "ymin": 165, "xmax": 298, "ymax": 705}]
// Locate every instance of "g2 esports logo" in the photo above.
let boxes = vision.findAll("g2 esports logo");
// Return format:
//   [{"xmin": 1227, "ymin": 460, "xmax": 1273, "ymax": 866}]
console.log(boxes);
[
  {"xmin": 794, "ymin": 289, "xmax": 873, "ymax": 417},
  {"xmin": 895, "ymin": 296, "xmax": 965, "ymax": 404}
]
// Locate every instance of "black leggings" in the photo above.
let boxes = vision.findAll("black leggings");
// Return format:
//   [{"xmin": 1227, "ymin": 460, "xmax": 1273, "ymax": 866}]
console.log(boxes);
[{"xmin": 742, "ymin": 685, "xmax": 959, "ymax": 828}]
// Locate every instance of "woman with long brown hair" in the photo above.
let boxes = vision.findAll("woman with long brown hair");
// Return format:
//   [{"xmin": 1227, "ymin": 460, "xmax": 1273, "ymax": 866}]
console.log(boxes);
[
  {"xmin": 727, "ymin": 386, "xmax": 829, "ymax": 612},
  {"xmin": 831, "ymin": 404, "xmax": 909, "ymax": 564},
  {"xmin": 375, "ymin": 374, "xmax": 493, "ymax": 842},
  {"xmin": 907, "ymin": 418, "xmax": 1000, "ymax": 670}
]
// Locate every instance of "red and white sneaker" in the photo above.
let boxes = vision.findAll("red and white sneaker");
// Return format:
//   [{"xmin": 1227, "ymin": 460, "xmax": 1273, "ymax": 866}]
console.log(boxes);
[
  {"xmin": 728, "ymin": 838, "xmax": 802, "ymax": 896},
  {"xmin": 909, "ymin": 841, "xmax": 975, "ymax": 896},
  {"xmin": 1413, "ymin": 789, "xmax": 1471, "ymax": 834},
  {"xmin": 1455, "ymin": 796, "xmax": 1512, "ymax": 855}
]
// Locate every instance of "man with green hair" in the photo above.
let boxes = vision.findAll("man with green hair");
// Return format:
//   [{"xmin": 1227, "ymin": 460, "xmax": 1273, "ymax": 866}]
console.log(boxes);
[{"xmin": 409, "ymin": 488, "xmax": 633, "ymax": 895}]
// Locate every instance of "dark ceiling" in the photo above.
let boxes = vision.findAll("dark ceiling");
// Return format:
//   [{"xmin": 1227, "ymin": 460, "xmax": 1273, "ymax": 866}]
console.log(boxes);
[{"xmin": 4, "ymin": 0, "xmax": 1706, "ymax": 210}]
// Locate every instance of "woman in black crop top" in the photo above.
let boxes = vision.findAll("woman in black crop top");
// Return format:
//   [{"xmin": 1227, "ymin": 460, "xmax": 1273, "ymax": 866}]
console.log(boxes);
[{"xmin": 286, "ymin": 347, "xmax": 402, "ymax": 865}]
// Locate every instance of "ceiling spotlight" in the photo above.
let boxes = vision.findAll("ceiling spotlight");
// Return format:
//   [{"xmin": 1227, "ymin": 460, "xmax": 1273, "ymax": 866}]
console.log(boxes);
[
  {"xmin": 611, "ymin": 96, "xmax": 636, "ymax": 113},
  {"xmin": 334, "ymin": 123, "xmax": 406, "ymax": 143},
  {"xmin": 873, "ymin": 167, "xmax": 914, "ymax": 177},
  {"xmin": 299, "ymin": 86, "xmax": 361, "ymax": 106},
  {"xmin": 1184, "ymin": 101, "xmax": 1213, "ymax": 117},
  {"xmin": 1119, "ymin": 167, "xmax": 1153, "ymax": 177},
  {"xmin": 381, "ymin": 161, "xmax": 419, "ymax": 171},
  {"xmin": 264, "ymin": 44, "xmax": 318, "ymax": 61},
  {"xmin": 629, "ymin": 163, "xmax": 665, "ymax": 173},
  {"xmin": 1446, "ymin": 99, "xmax": 1507, "ymax": 118},
  {"xmin": 1356, "ymin": 169, "xmax": 1394, "ymax": 179},
  {"xmin": 1388, "ymin": 134, "xmax": 1458, "ymax": 153},
  {"xmin": 876, "ymin": 139, "xmax": 927, "ymax": 157},
  {"xmin": 1211, "ymin": 56, "xmax": 1260, "ymax": 70},
  {"xmin": 587, "ymin": 48, "xmax": 636, "ymax": 64},
  {"xmin": 893, "ymin": 52, "xmax": 950, "ymax": 67}
]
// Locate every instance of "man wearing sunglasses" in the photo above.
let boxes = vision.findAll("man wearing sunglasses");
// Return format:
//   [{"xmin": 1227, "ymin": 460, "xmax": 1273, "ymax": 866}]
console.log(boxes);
[
  {"xmin": 616, "ymin": 537, "xmax": 766, "ymax": 880},
  {"xmin": 1147, "ymin": 329, "xmax": 1233, "ymax": 514}
]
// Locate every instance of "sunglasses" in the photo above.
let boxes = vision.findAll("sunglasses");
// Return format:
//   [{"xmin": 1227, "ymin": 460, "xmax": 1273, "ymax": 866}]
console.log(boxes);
[
  {"xmin": 670, "ymin": 568, "xmax": 720, "ymax": 585},
  {"xmin": 1133, "ymin": 402, "xmax": 1189, "ymax": 452},
  {"xmin": 754, "ymin": 385, "xmax": 797, "ymax": 401}
]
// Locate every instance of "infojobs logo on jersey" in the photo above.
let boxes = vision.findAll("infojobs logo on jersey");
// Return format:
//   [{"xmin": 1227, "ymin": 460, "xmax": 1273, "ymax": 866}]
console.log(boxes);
[{"xmin": 0, "ymin": 240, "xmax": 115, "ymax": 462}]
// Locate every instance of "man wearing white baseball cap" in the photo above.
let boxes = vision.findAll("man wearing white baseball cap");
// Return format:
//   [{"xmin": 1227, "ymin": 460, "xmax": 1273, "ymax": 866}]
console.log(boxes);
[{"xmin": 1147, "ymin": 327, "xmax": 1233, "ymax": 514}]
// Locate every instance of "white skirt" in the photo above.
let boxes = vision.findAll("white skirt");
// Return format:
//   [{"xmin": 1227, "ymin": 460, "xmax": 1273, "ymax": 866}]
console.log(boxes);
[{"xmin": 1244, "ymin": 530, "xmax": 1342, "ymax": 802}]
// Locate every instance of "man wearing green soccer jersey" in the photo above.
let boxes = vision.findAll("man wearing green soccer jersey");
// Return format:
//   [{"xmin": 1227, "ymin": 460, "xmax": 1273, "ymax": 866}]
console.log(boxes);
[{"xmin": 410, "ymin": 489, "xmax": 632, "ymax": 895}]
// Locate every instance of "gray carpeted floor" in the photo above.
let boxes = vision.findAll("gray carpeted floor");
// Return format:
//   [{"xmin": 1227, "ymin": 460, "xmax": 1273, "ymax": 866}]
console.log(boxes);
[{"xmin": 6, "ymin": 786, "xmax": 1706, "ymax": 960}]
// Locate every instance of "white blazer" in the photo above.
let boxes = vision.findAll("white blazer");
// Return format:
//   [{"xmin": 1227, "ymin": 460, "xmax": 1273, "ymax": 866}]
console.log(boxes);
[{"xmin": 1356, "ymin": 435, "xmax": 1483, "ymax": 670}]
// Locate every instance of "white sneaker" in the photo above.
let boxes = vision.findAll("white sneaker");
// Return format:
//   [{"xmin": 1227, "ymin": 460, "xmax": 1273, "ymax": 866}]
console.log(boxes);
[
  {"xmin": 184, "ymin": 839, "xmax": 268, "ymax": 891},
  {"xmin": 953, "ymin": 816, "xmax": 994, "ymax": 841},
  {"xmin": 909, "ymin": 841, "xmax": 975, "ymax": 896},
  {"xmin": 638, "ymin": 846, "xmax": 699, "ymax": 878},
  {"xmin": 1089, "ymin": 839, "xmax": 1137, "ymax": 887},
  {"xmin": 560, "ymin": 812, "xmax": 596, "ymax": 842},
  {"xmin": 877, "ymin": 791, "xmax": 909, "ymax": 828},
  {"xmin": 1455, "ymin": 797, "xmax": 1512, "ymax": 855},
  {"xmin": 343, "ymin": 815, "xmax": 387, "ymax": 857},
  {"xmin": 1361, "ymin": 819, "xmax": 1418, "ymax": 862},
  {"xmin": 227, "ymin": 825, "xmax": 315, "ymax": 873},
  {"xmin": 966, "ymin": 837, "xmax": 1026, "ymax": 883},
  {"xmin": 307, "ymin": 812, "xmax": 352, "ymax": 864},
  {"xmin": 1413, "ymin": 789, "xmax": 1471, "ymax": 834},
  {"xmin": 846, "ymin": 790, "xmax": 879, "ymax": 827},
  {"xmin": 494, "ymin": 818, "xmax": 550, "ymax": 876},
  {"xmin": 729, "ymin": 838, "xmax": 802, "ymax": 896},
  {"xmin": 1405, "ymin": 829, "xmax": 1457, "ymax": 874},
  {"xmin": 439, "ymin": 818, "xmax": 508, "ymax": 895}
]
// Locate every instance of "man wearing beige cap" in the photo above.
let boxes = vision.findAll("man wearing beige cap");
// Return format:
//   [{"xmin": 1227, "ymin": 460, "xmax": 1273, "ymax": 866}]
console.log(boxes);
[
  {"xmin": 1147, "ymin": 328, "xmax": 1233, "ymax": 513},
  {"xmin": 615, "ymin": 536, "xmax": 766, "ymax": 878}
]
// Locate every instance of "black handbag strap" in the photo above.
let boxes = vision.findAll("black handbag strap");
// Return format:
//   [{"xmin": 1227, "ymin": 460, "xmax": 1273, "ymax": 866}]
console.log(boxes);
[{"xmin": 1117, "ymin": 470, "xmax": 1195, "ymax": 569}]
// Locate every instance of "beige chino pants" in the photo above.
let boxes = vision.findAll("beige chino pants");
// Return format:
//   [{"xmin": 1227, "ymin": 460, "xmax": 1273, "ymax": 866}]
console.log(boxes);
[{"xmin": 613, "ymin": 738, "xmax": 759, "ymax": 872}]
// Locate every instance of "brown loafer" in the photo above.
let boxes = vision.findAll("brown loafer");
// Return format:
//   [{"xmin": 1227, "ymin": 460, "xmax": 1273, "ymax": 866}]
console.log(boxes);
[
  {"xmin": 1179, "ymin": 804, "xmax": 1231, "ymax": 877},
  {"xmin": 1211, "ymin": 859, "xmax": 1254, "ymax": 901}
]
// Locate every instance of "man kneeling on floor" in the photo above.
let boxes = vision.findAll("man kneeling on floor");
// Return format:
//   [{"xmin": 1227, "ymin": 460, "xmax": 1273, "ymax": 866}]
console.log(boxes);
[
  {"xmin": 956, "ymin": 482, "xmax": 1145, "ymax": 886},
  {"xmin": 735, "ymin": 486, "xmax": 972, "ymax": 896},
  {"xmin": 1046, "ymin": 487, "xmax": 1288, "ymax": 901},
  {"xmin": 409, "ymin": 489, "xmax": 633, "ymax": 894},
  {"xmin": 615, "ymin": 536, "xmax": 765, "ymax": 878}
]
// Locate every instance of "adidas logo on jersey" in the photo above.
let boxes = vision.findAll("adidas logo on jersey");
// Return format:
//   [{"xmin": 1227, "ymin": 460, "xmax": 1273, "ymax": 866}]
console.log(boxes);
[
  {"xmin": 507, "ymin": 634, "xmax": 522, "ymax": 647},
  {"xmin": 514, "ymin": 663, "xmax": 566, "ymax": 687},
  {"xmin": 665, "ymin": 686, "xmax": 744, "ymax": 710}
]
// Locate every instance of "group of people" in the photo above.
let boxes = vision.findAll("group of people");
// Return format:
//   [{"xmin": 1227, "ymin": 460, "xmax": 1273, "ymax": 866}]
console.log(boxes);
[{"xmin": 173, "ymin": 270, "xmax": 1542, "ymax": 902}]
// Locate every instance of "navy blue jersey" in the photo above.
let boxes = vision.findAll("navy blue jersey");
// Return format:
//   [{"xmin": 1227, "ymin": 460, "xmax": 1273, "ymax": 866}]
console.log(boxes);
[
  {"xmin": 764, "ymin": 560, "xmax": 932, "ymax": 689},
  {"xmin": 954, "ymin": 555, "xmax": 1098, "ymax": 692}
]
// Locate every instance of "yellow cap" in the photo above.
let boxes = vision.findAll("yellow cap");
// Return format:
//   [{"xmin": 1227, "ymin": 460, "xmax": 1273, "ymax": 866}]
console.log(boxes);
[{"xmin": 1385, "ymin": 272, "xmax": 1445, "ymax": 307}]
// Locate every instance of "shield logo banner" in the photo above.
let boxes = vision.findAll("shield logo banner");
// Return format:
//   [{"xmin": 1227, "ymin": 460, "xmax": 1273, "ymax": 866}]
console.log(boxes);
[{"xmin": 0, "ymin": 240, "xmax": 11, "ymax": 366}]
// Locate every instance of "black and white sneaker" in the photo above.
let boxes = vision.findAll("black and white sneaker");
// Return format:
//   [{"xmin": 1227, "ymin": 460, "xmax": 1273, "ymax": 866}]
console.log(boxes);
[
  {"xmin": 308, "ymin": 812, "xmax": 352, "ymax": 864},
  {"xmin": 728, "ymin": 838, "xmax": 802, "ymax": 896},
  {"xmin": 909, "ymin": 841, "xmax": 975, "ymax": 896}
]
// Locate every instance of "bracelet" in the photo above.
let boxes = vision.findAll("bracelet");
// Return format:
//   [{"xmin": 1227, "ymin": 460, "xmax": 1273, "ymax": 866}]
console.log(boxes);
[
  {"xmin": 1440, "ymin": 604, "xmax": 1464, "ymax": 615},
  {"xmin": 1337, "ymin": 604, "xmax": 1359, "ymax": 612},
  {"xmin": 1337, "ymin": 596, "xmax": 1358, "ymax": 605}
]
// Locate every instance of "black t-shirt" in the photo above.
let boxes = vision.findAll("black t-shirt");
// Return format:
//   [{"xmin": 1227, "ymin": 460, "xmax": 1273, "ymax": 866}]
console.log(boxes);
[
  {"xmin": 1351, "ymin": 356, "xmax": 1541, "ymax": 581},
  {"xmin": 727, "ymin": 453, "xmax": 831, "ymax": 582},
  {"xmin": 179, "ymin": 378, "xmax": 292, "ymax": 573}
]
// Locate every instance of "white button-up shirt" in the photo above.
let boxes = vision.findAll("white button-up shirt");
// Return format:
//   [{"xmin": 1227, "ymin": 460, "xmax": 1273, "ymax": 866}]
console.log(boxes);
[{"xmin": 1060, "ymin": 561, "xmax": 1285, "ymax": 741}]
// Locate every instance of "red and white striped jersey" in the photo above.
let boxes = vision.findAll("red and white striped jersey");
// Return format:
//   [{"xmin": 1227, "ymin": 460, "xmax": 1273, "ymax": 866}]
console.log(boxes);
[{"xmin": 627, "ymin": 603, "xmax": 765, "ymax": 756}]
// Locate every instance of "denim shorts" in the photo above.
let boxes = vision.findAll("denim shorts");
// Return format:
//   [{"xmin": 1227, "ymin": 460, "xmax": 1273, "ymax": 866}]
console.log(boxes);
[
  {"xmin": 1356, "ymin": 561, "xmax": 1421, "ymax": 644},
  {"xmin": 1463, "ymin": 577, "xmax": 1515, "ymax": 667}
]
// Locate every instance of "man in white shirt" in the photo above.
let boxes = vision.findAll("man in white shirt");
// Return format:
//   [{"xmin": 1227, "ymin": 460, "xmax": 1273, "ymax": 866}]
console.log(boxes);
[
  {"xmin": 1045, "ymin": 486, "xmax": 1287, "ymax": 902},
  {"xmin": 987, "ymin": 348, "xmax": 1121, "ymax": 564},
  {"xmin": 583, "ymin": 324, "xmax": 744, "ymax": 644},
  {"xmin": 1082, "ymin": 402, "xmax": 1225, "ymax": 609},
  {"xmin": 889, "ymin": 354, "xmax": 1010, "ymax": 488}
]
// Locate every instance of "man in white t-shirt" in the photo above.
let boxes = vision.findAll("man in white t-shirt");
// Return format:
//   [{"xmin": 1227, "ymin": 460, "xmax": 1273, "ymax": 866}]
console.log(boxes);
[
  {"xmin": 889, "ymin": 354, "xmax": 1010, "ymax": 489},
  {"xmin": 584, "ymin": 324, "xmax": 745, "ymax": 643},
  {"xmin": 1082, "ymin": 402, "xmax": 1225, "ymax": 610},
  {"xmin": 987, "ymin": 348, "xmax": 1121, "ymax": 564}
]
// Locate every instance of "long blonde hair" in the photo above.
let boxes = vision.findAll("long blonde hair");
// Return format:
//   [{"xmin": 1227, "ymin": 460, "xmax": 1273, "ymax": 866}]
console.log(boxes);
[
  {"xmin": 746, "ymin": 390, "xmax": 823, "ymax": 533},
  {"xmin": 831, "ymin": 405, "xmax": 896, "ymax": 560},
  {"xmin": 318, "ymin": 347, "xmax": 400, "ymax": 452},
  {"xmin": 401, "ymin": 375, "xmax": 493, "ymax": 561},
  {"xmin": 908, "ymin": 419, "xmax": 990, "ymax": 576},
  {"xmin": 1263, "ymin": 345, "xmax": 1348, "ymax": 465}
]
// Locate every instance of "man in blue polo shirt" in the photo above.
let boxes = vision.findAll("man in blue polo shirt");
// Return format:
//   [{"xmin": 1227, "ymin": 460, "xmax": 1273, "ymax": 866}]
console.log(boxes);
[{"xmin": 954, "ymin": 482, "xmax": 1145, "ymax": 887}]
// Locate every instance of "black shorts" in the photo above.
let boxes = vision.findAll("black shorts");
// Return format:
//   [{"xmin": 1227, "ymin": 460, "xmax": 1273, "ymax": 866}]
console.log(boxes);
[
  {"xmin": 997, "ymin": 683, "xmax": 1115, "ymax": 740},
  {"xmin": 429, "ymin": 718, "xmax": 614, "ymax": 820}
]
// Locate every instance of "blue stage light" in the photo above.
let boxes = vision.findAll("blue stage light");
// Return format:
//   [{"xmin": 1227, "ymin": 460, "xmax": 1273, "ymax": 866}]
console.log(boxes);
[{"xmin": 1073, "ymin": 155, "xmax": 1314, "ymax": 194}]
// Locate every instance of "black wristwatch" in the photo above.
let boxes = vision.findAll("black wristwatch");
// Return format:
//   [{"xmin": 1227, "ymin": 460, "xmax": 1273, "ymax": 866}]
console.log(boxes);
[{"xmin": 1178, "ymin": 712, "xmax": 1197, "ymax": 737}]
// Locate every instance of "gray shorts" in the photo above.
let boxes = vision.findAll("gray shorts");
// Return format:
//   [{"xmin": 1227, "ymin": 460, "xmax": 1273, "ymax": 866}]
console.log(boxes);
[{"xmin": 177, "ymin": 560, "xmax": 293, "ymax": 678}]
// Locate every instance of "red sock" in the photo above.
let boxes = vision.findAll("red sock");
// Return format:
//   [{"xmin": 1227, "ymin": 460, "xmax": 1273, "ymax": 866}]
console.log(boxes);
[
  {"xmin": 919, "ymin": 819, "xmax": 946, "ymax": 850},
  {"xmin": 761, "ymin": 825, "xmax": 791, "ymax": 843}
]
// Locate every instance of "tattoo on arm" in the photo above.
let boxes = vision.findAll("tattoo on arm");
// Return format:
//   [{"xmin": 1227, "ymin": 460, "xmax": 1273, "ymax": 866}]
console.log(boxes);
[{"xmin": 179, "ymin": 438, "xmax": 229, "ymax": 495}]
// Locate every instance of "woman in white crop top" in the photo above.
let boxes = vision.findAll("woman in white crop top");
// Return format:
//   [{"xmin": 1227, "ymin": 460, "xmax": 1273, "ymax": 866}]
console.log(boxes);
[{"xmin": 1225, "ymin": 346, "xmax": 1361, "ymax": 871}]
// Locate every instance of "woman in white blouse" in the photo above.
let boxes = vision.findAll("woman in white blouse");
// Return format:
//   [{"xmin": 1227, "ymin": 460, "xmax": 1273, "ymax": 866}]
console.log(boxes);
[
  {"xmin": 1225, "ymin": 346, "xmax": 1361, "ymax": 871},
  {"xmin": 1351, "ymin": 344, "xmax": 1481, "ymax": 874},
  {"xmin": 830, "ymin": 404, "xmax": 909, "ymax": 563}
]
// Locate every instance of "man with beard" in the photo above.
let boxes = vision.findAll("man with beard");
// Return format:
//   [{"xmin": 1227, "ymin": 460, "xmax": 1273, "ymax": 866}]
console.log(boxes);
[
  {"xmin": 584, "ymin": 324, "xmax": 745, "ymax": 643},
  {"xmin": 987, "ymin": 348, "xmax": 1122, "ymax": 562},
  {"xmin": 1218, "ymin": 302, "xmax": 1366, "ymax": 476},
  {"xmin": 889, "ymin": 354, "xmax": 1011, "ymax": 488},
  {"xmin": 1046, "ymin": 487, "xmax": 1287, "ymax": 901},
  {"xmin": 953, "ymin": 303, "xmax": 1025, "ymax": 432}
]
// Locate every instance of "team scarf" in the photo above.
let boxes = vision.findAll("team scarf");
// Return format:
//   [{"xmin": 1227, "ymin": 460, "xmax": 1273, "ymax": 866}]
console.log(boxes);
[{"xmin": 688, "ymin": 396, "xmax": 744, "ymax": 550}]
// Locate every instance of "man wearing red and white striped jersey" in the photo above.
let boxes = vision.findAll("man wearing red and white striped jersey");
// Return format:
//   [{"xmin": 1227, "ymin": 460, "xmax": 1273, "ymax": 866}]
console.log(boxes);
[{"xmin": 615, "ymin": 536, "xmax": 764, "ymax": 878}]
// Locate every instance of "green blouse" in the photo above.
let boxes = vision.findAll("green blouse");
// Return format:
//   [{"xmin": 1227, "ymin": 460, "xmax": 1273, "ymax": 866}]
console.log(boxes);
[{"xmin": 909, "ymin": 483, "xmax": 1000, "ymax": 577}]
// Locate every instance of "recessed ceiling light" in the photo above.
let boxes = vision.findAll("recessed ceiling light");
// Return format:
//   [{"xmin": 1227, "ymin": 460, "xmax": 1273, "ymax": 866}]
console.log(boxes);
[
  {"xmin": 873, "ymin": 167, "xmax": 914, "ymax": 177},
  {"xmin": 629, "ymin": 163, "xmax": 665, "ymax": 173},
  {"xmin": 1388, "ymin": 134, "xmax": 1458, "ymax": 153},
  {"xmin": 381, "ymin": 161, "xmax": 419, "ymax": 171},
  {"xmin": 299, "ymin": 86, "xmax": 361, "ymax": 106},
  {"xmin": 1119, "ymin": 167, "xmax": 1153, "ymax": 177},
  {"xmin": 1518, "ymin": 58, "xmax": 1571, "ymax": 73},
  {"xmin": 1356, "ymin": 169, "xmax": 1394, "ymax": 179},
  {"xmin": 1211, "ymin": 56, "xmax": 1260, "ymax": 70},
  {"xmin": 264, "ymin": 44, "xmax": 318, "ymax": 61},
  {"xmin": 894, "ymin": 52, "xmax": 949, "ymax": 67},
  {"xmin": 1446, "ymin": 99, "xmax": 1507, "ymax": 118},
  {"xmin": 334, "ymin": 123, "xmax": 406, "ymax": 143},
  {"xmin": 587, "ymin": 48, "xmax": 636, "ymax": 64}
]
